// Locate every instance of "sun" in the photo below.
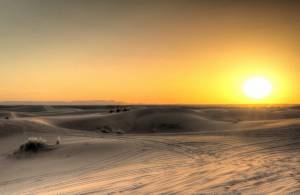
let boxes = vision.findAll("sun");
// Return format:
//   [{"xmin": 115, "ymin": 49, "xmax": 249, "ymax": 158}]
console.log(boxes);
[{"xmin": 243, "ymin": 77, "xmax": 272, "ymax": 99}]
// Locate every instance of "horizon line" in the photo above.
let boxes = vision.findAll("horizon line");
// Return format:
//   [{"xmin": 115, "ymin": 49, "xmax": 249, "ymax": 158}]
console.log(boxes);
[{"xmin": 0, "ymin": 101, "xmax": 298, "ymax": 106}]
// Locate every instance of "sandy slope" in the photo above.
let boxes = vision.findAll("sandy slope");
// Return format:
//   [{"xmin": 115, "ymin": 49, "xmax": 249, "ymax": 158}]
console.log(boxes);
[{"xmin": 0, "ymin": 106, "xmax": 299, "ymax": 194}]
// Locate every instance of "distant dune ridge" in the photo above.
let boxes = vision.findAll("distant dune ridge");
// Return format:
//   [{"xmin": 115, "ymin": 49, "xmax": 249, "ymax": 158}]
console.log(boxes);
[
  {"xmin": 40, "ymin": 106, "xmax": 300, "ymax": 133},
  {"xmin": 0, "ymin": 105, "xmax": 299, "ymax": 194},
  {"xmin": 0, "ymin": 100, "xmax": 124, "ymax": 105}
]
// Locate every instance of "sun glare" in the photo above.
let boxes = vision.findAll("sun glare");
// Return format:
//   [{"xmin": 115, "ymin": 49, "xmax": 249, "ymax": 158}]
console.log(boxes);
[{"xmin": 243, "ymin": 77, "xmax": 272, "ymax": 100}]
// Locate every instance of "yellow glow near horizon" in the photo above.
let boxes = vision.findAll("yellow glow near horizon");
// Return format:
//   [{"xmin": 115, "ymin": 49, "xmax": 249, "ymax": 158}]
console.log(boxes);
[
  {"xmin": 243, "ymin": 77, "xmax": 272, "ymax": 100},
  {"xmin": 0, "ymin": 1, "xmax": 299, "ymax": 104}
]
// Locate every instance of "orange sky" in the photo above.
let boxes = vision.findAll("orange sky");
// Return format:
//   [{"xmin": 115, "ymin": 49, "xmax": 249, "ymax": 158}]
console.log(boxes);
[{"xmin": 0, "ymin": 1, "xmax": 299, "ymax": 104}]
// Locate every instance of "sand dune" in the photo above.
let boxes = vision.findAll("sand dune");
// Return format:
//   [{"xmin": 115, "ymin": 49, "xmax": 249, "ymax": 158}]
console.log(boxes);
[
  {"xmin": 41, "ymin": 107, "xmax": 300, "ymax": 134},
  {"xmin": 195, "ymin": 107, "xmax": 300, "ymax": 121},
  {"xmin": 43, "ymin": 108, "xmax": 233, "ymax": 133},
  {"xmin": 0, "ymin": 106, "xmax": 299, "ymax": 194}
]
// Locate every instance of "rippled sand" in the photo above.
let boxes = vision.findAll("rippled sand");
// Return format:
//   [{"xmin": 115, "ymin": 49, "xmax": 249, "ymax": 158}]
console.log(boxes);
[{"xmin": 0, "ymin": 105, "xmax": 299, "ymax": 194}]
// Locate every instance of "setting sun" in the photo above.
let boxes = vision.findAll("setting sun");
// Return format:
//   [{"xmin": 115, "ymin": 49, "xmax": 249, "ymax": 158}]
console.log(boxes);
[{"xmin": 243, "ymin": 77, "xmax": 273, "ymax": 100}]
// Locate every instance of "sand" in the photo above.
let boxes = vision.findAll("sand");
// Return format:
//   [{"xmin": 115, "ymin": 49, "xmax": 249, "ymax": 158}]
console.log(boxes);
[{"xmin": 0, "ymin": 105, "xmax": 299, "ymax": 194}]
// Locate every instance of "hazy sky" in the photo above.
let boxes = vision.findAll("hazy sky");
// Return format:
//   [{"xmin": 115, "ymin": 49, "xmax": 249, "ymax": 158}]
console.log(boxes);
[{"xmin": 0, "ymin": 0, "xmax": 299, "ymax": 104}]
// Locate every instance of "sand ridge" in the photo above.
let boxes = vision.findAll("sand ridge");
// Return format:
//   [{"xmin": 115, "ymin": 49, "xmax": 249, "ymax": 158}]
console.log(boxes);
[{"xmin": 0, "ymin": 105, "xmax": 299, "ymax": 194}]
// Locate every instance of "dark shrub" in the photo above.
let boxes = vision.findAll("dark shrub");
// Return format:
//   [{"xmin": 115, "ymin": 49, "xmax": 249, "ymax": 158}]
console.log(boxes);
[
  {"xmin": 116, "ymin": 130, "xmax": 125, "ymax": 134},
  {"xmin": 18, "ymin": 138, "xmax": 47, "ymax": 153},
  {"xmin": 123, "ymin": 107, "xmax": 129, "ymax": 112},
  {"xmin": 101, "ymin": 125, "xmax": 112, "ymax": 133},
  {"xmin": 56, "ymin": 136, "xmax": 61, "ymax": 145}
]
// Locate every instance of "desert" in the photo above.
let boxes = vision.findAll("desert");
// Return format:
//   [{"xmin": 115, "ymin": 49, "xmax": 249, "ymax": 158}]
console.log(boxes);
[{"xmin": 0, "ymin": 105, "xmax": 299, "ymax": 194}]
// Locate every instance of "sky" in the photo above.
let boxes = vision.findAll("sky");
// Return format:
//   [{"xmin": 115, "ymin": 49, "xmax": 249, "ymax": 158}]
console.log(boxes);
[{"xmin": 0, "ymin": 0, "xmax": 299, "ymax": 104}]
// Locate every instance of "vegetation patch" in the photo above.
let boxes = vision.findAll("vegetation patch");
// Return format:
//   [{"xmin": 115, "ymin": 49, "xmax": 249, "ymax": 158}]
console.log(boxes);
[{"xmin": 13, "ymin": 137, "xmax": 55, "ymax": 157}]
